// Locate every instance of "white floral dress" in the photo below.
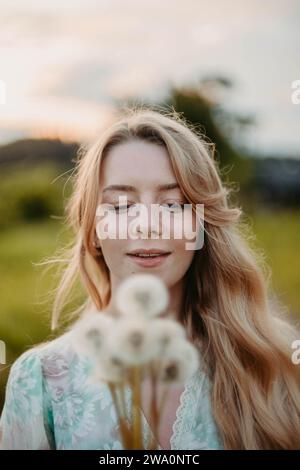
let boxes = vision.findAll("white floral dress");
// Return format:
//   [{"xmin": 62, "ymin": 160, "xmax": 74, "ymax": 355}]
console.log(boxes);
[{"xmin": 0, "ymin": 332, "xmax": 224, "ymax": 450}]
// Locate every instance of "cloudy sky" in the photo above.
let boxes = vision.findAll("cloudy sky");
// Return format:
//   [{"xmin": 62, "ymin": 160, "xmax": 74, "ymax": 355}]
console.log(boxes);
[{"xmin": 0, "ymin": 0, "xmax": 299, "ymax": 156}]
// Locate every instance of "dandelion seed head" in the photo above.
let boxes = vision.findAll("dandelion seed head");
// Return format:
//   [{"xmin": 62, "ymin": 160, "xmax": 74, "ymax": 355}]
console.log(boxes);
[
  {"xmin": 151, "ymin": 317, "xmax": 187, "ymax": 353},
  {"xmin": 70, "ymin": 310, "xmax": 116, "ymax": 362},
  {"xmin": 164, "ymin": 361, "xmax": 179, "ymax": 381},
  {"xmin": 116, "ymin": 273, "xmax": 169, "ymax": 318},
  {"xmin": 158, "ymin": 338, "xmax": 200, "ymax": 384},
  {"xmin": 108, "ymin": 317, "xmax": 161, "ymax": 365},
  {"xmin": 91, "ymin": 352, "xmax": 128, "ymax": 384}
]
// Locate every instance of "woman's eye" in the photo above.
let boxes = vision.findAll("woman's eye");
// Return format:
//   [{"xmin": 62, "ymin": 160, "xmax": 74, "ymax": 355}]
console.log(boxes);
[
  {"xmin": 160, "ymin": 202, "xmax": 185, "ymax": 212},
  {"xmin": 112, "ymin": 202, "xmax": 185, "ymax": 213},
  {"xmin": 113, "ymin": 204, "xmax": 133, "ymax": 212}
]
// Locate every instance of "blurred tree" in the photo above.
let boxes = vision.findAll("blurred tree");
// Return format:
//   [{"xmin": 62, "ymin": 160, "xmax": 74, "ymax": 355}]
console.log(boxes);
[{"xmin": 163, "ymin": 77, "xmax": 254, "ymax": 189}]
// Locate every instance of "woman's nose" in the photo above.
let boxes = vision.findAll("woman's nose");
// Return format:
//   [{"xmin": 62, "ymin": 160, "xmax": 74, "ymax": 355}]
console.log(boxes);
[{"xmin": 131, "ymin": 203, "xmax": 162, "ymax": 239}]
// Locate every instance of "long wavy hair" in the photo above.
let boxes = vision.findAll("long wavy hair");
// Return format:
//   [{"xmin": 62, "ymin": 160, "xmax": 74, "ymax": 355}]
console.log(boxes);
[{"xmin": 44, "ymin": 106, "xmax": 300, "ymax": 449}]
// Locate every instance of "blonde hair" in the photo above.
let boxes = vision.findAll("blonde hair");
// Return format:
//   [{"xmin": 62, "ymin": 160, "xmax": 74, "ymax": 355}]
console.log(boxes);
[{"xmin": 45, "ymin": 106, "xmax": 300, "ymax": 449}]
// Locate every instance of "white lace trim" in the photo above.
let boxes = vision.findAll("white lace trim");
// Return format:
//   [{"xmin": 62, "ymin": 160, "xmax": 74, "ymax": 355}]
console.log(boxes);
[{"xmin": 169, "ymin": 368, "xmax": 200, "ymax": 449}]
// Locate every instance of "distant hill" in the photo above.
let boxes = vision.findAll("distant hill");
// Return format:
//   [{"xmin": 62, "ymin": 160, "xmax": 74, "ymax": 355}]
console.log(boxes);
[
  {"xmin": 0, "ymin": 137, "xmax": 299, "ymax": 207},
  {"xmin": 0, "ymin": 138, "xmax": 79, "ymax": 170}
]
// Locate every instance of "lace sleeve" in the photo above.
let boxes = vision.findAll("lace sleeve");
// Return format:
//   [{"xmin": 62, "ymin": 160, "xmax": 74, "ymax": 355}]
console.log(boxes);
[
  {"xmin": 0, "ymin": 349, "xmax": 52, "ymax": 449},
  {"xmin": 171, "ymin": 367, "xmax": 224, "ymax": 450}
]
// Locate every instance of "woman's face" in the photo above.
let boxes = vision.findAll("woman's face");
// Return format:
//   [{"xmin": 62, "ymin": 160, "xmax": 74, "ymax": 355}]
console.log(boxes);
[{"xmin": 96, "ymin": 139, "xmax": 196, "ymax": 291}]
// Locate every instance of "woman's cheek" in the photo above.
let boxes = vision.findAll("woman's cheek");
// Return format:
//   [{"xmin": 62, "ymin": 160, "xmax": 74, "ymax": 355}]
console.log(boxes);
[
  {"xmin": 96, "ymin": 212, "xmax": 129, "ymax": 242},
  {"xmin": 168, "ymin": 211, "xmax": 197, "ymax": 247}
]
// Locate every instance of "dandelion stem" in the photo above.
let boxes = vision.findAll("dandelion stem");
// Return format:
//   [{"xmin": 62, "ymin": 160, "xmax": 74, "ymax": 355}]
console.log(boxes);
[
  {"xmin": 132, "ymin": 365, "xmax": 143, "ymax": 449},
  {"xmin": 147, "ymin": 361, "xmax": 160, "ymax": 450},
  {"xmin": 119, "ymin": 383, "xmax": 127, "ymax": 420},
  {"xmin": 158, "ymin": 383, "xmax": 170, "ymax": 417},
  {"xmin": 108, "ymin": 382, "xmax": 131, "ymax": 449}
]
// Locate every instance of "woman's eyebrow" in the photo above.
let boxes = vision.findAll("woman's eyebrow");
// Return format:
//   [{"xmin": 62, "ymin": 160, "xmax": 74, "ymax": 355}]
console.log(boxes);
[{"xmin": 102, "ymin": 183, "xmax": 180, "ymax": 193}]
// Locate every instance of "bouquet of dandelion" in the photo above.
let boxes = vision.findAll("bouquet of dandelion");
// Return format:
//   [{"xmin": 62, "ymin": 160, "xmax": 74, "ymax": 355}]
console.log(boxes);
[{"xmin": 70, "ymin": 273, "xmax": 199, "ymax": 450}]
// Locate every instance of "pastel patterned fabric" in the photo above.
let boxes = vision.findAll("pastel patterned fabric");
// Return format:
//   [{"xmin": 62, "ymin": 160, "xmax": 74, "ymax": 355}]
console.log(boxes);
[{"xmin": 0, "ymin": 332, "xmax": 224, "ymax": 450}]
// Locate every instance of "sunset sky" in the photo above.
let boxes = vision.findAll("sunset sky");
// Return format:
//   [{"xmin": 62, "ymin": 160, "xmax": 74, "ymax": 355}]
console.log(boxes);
[{"xmin": 0, "ymin": 0, "xmax": 299, "ymax": 156}]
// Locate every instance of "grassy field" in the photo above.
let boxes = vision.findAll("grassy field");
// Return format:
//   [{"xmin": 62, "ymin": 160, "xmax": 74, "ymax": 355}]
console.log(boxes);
[
  {"xmin": 0, "ymin": 219, "xmax": 74, "ymax": 406},
  {"xmin": 0, "ymin": 209, "xmax": 300, "ymax": 408},
  {"xmin": 248, "ymin": 208, "xmax": 300, "ymax": 317}
]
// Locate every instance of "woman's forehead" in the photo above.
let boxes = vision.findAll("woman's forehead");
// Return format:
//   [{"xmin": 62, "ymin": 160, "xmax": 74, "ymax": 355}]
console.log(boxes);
[{"xmin": 99, "ymin": 140, "xmax": 178, "ymax": 190}]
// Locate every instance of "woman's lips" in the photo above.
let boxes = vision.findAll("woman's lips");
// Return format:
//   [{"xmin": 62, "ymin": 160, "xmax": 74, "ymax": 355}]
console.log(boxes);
[{"xmin": 126, "ymin": 253, "xmax": 171, "ymax": 267}]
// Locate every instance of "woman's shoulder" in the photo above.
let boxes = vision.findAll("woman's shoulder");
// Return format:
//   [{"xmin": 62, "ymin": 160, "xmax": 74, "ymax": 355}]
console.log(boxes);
[
  {"xmin": 0, "ymin": 335, "xmax": 76, "ymax": 449},
  {"xmin": 10, "ymin": 331, "xmax": 76, "ymax": 378},
  {"xmin": 5, "ymin": 331, "xmax": 85, "ymax": 404}
]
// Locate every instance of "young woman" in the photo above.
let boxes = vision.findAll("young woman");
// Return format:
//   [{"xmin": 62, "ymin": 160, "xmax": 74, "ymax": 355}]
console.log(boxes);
[{"xmin": 0, "ymin": 107, "xmax": 299, "ymax": 450}]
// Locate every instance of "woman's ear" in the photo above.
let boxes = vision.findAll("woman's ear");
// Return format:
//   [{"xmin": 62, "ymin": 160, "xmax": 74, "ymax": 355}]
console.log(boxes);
[
  {"xmin": 93, "ymin": 237, "xmax": 101, "ymax": 248},
  {"xmin": 93, "ymin": 235, "xmax": 103, "ymax": 256}
]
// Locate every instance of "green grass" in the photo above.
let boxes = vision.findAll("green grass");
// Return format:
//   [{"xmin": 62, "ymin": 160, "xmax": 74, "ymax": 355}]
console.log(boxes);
[
  {"xmin": 0, "ymin": 219, "xmax": 73, "ymax": 407},
  {"xmin": 246, "ymin": 208, "xmax": 300, "ymax": 318},
  {"xmin": 0, "ymin": 219, "xmax": 70, "ymax": 347}
]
